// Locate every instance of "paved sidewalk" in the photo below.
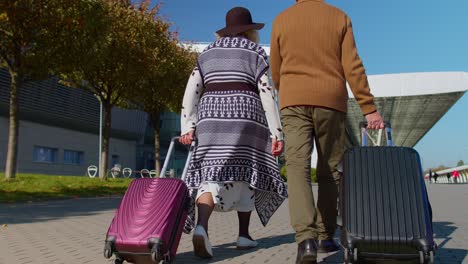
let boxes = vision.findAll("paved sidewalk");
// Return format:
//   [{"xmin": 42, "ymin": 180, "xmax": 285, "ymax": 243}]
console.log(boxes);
[{"xmin": 0, "ymin": 184, "xmax": 467, "ymax": 264}]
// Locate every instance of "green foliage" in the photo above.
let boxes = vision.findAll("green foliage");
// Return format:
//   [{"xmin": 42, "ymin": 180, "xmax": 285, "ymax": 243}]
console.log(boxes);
[
  {"xmin": 0, "ymin": 0, "xmax": 104, "ymax": 79},
  {"xmin": 311, "ymin": 167, "xmax": 317, "ymax": 183},
  {"xmin": 57, "ymin": 0, "xmax": 189, "ymax": 178},
  {"xmin": 280, "ymin": 165, "xmax": 287, "ymax": 182},
  {"xmin": 0, "ymin": 173, "xmax": 132, "ymax": 203},
  {"xmin": 1, "ymin": 0, "xmax": 106, "ymax": 179},
  {"xmin": 58, "ymin": 0, "xmax": 143, "ymax": 105},
  {"xmin": 457, "ymin": 160, "xmax": 464, "ymax": 167},
  {"xmin": 122, "ymin": 6, "xmax": 198, "ymax": 117},
  {"xmin": 1, "ymin": 0, "xmax": 198, "ymax": 179},
  {"xmin": 279, "ymin": 166, "xmax": 318, "ymax": 183},
  {"xmin": 113, "ymin": 1, "xmax": 197, "ymax": 175}
]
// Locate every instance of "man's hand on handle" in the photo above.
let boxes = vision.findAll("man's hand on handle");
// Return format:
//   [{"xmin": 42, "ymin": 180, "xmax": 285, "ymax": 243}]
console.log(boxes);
[
  {"xmin": 365, "ymin": 111, "xmax": 385, "ymax": 130},
  {"xmin": 272, "ymin": 139, "xmax": 284, "ymax": 157},
  {"xmin": 179, "ymin": 130, "xmax": 195, "ymax": 145}
]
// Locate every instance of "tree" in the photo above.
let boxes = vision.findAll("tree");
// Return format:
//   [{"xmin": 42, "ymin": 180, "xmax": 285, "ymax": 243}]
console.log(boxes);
[
  {"xmin": 457, "ymin": 160, "xmax": 464, "ymax": 167},
  {"xmin": 60, "ymin": 0, "xmax": 156, "ymax": 179},
  {"xmin": 0, "ymin": 0, "xmax": 104, "ymax": 179},
  {"xmin": 123, "ymin": 2, "xmax": 197, "ymax": 177},
  {"xmin": 148, "ymin": 46, "xmax": 197, "ymax": 177}
]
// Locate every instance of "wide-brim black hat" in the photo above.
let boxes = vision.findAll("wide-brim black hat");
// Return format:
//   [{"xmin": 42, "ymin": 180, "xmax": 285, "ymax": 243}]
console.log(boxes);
[{"xmin": 216, "ymin": 7, "xmax": 264, "ymax": 36}]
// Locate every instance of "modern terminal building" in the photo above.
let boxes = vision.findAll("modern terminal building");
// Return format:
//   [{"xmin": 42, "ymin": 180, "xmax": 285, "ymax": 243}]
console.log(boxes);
[{"xmin": 0, "ymin": 43, "xmax": 467, "ymax": 176}]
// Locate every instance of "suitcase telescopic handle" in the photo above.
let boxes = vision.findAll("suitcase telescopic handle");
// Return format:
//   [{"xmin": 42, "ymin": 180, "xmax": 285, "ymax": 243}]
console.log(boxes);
[
  {"xmin": 359, "ymin": 121, "xmax": 393, "ymax": 147},
  {"xmin": 160, "ymin": 136, "xmax": 196, "ymax": 181}
]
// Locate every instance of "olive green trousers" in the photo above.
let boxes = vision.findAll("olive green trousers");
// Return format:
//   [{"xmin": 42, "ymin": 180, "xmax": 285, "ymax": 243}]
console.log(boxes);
[{"xmin": 281, "ymin": 106, "xmax": 346, "ymax": 243}]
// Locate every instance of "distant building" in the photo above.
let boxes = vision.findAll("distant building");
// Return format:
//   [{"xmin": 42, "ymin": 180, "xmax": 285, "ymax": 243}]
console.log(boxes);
[{"xmin": 0, "ymin": 68, "xmax": 185, "ymax": 176}]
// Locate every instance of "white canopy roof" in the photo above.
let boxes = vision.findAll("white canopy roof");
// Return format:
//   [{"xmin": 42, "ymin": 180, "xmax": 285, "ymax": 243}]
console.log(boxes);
[
  {"xmin": 346, "ymin": 72, "xmax": 467, "ymax": 147},
  {"xmin": 354, "ymin": 71, "xmax": 468, "ymax": 98}
]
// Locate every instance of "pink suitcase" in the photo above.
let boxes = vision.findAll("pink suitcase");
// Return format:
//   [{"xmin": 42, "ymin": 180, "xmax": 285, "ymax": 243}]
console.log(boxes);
[{"xmin": 104, "ymin": 137, "xmax": 195, "ymax": 264}]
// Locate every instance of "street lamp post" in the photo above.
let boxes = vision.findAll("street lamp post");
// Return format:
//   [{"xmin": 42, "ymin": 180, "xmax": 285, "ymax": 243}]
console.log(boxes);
[
  {"xmin": 95, "ymin": 95, "xmax": 103, "ymax": 176},
  {"xmin": 99, "ymin": 100, "xmax": 102, "ymax": 175}
]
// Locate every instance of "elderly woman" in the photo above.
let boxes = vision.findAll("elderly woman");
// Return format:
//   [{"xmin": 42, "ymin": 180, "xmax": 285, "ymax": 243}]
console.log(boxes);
[{"xmin": 179, "ymin": 7, "xmax": 287, "ymax": 259}]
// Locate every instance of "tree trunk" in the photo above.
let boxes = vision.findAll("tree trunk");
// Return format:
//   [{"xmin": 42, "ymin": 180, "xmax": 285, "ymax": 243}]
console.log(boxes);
[
  {"xmin": 99, "ymin": 103, "xmax": 112, "ymax": 180},
  {"xmin": 4, "ymin": 70, "xmax": 21, "ymax": 180},
  {"xmin": 152, "ymin": 114, "xmax": 161, "ymax": 177}
]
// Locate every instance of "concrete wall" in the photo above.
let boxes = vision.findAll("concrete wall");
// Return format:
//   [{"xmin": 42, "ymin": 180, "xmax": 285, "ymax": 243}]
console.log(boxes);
[{"xmin": 0, "ymin": 116, "xmax": 136, "ymax": 176}]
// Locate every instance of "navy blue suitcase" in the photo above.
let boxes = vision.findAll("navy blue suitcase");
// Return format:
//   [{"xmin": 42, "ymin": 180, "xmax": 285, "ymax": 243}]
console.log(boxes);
[{"xmin": 340, "ymin": 122, "xmax": 436, "ymax": 263}]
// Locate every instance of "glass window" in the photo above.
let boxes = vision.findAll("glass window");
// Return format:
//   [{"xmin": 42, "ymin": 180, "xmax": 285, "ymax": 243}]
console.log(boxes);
[
  {"xmin": 33, "ymin": 146, "xmax": 58, "ymax": 163},
  {"xmin": 63, "ymin": 150, "xmax": 84, "ymax": 165}
]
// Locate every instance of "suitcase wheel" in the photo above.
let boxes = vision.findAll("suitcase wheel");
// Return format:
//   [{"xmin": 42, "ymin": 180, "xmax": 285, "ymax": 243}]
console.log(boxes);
[
  {"xmin": 151, "ymin": 250, "xmax": 159, "ymax": 263},
  {"xmin": 419, "ymin": 251, "xmax": 425, "ymax": 264},
  {"xmin": 419, "ymin": 250, "xmax": 435, "ymax": 264},
  {"xmin": 343, "ymin": 249, "xmax": 349, "ymax": 263},
  {"xmin": 151, "ymin": 243, "xmax": 165, "ymax": 263},
  {"xmin": 113, "ymin": 258, "xmax": 123, "ymax": 264},
  {"xmin": 353, "ymin": 248, "xmax": 358, "ymax": 263},
  {"xmin": 429, "ymin": 251, "xmax": 434, "ymax": 264},
  {"xmin": 104, "ymin": 241, "xmax": 113, "ymax": 259},
  {"xmin": 104, "ymin": 248, "xmax": 112, "ymax": 259},
  {"xmin": 343, "ymin": 248, "xmax": 358, "ymax": 263}
]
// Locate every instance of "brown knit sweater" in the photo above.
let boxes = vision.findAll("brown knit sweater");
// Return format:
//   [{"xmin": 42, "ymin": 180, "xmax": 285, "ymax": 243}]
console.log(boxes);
[{"xmin": 270, "ymin": 0, "xmax": 376, "ymax": 114}]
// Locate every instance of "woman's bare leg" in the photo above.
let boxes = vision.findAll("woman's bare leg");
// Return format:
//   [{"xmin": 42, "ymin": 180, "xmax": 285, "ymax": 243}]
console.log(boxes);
[{"xmin": 196, "ymin": 192, "xmax": 215, "ymax": 232}]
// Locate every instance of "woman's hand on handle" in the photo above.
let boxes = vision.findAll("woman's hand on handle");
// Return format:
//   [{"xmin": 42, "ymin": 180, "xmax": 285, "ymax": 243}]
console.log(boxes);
[
  {"xmin": 179, "ymin": 130, "xmax": 195, "ymax": 145},
  {"xmin": 272, "ymin": 139, "xmax": 284, "ymax": 157}
]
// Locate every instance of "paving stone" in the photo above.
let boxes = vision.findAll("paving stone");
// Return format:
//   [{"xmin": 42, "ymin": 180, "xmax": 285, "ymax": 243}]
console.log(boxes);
[{"xmin": 0, "ymin": 184, "xmax": 466, "ymax": 263}]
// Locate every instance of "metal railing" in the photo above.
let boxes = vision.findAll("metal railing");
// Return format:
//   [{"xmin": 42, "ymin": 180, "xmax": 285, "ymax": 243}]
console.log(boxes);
[{"xmin": 425, "ymin": 164, "xmax": 468, "ymax": 184}]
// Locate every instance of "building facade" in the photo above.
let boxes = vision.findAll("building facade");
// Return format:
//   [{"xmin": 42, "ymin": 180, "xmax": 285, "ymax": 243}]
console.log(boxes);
[{"xmin": 0, "ymin": 68, "xmax": 184, "ymax": 176}]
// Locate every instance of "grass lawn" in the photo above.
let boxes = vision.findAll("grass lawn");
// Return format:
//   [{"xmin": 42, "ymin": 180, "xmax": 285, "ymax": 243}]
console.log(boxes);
[{"xmin": 0, "ymin": 173, "xmax": 132, "ymax": 203}]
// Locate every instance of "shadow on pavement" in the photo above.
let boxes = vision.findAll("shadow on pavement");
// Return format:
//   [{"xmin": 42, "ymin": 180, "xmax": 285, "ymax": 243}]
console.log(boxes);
[
  {"xmin": 321, "ymin": 222, "xmax": 466, "ymax": 264},
  {"xmin": 432, "ymin": 221, "xmax": 467, "ymax": 264},
  {"xmin": 0, "ymin": 196, "xmax": 122, "ymax": 224},
  {"xmin": 175, "ymin": 233, "xmax": 295, "ymax": 263},
  {"xmin": 433, "ymin": 221, "xmax": 457, "ymax": 239}
]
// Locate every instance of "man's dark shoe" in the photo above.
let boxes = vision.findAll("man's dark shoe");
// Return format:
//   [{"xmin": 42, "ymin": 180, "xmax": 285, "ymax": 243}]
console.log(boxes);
[
  {"xmin": 296, "ymin": 239, "xmax": 317, "ymax": 264},
  {"xmin": 317, "ymin": 239, "xmax": 340, "ymax": 253}
]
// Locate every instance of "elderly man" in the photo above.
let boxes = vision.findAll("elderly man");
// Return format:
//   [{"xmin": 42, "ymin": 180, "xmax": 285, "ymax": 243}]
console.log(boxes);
[{"xmin": 270, "ymin": 0, "xmax": 384, "ymax": 263}]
